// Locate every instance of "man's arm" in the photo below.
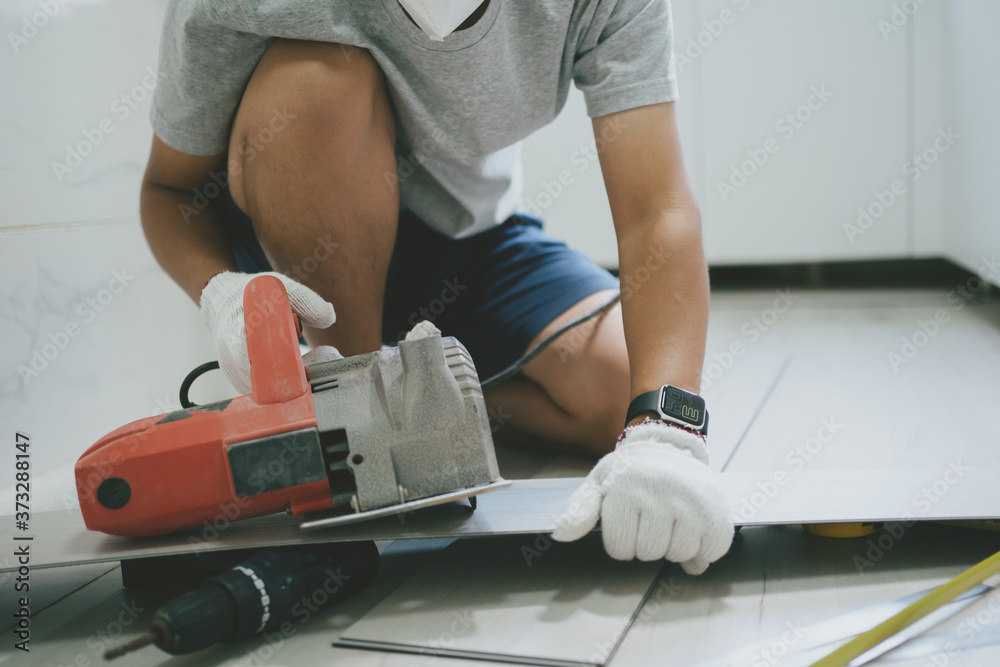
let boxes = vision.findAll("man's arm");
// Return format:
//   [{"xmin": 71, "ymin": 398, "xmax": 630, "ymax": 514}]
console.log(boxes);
[
  {"xmin": 593, "ymin": 101, "xmax": 708, "ymax": 418},
  {"xmin": 140, "ymin": 134, "xmax": 335, "ymax": 396},
  {"xmin": 140, "ymin": 135, "xmax": 239, "ymax": 303},
  {"xmin": 554, "ymin": 104, "xmax": 733, "ymax": 571}
]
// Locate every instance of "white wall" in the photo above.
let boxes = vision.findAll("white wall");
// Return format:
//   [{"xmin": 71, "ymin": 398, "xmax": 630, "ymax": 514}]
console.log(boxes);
[
  {"xmin": 0, "ymin": 0, "xmax": 221, "ymax": 512},
  {"xmin": 939, "ymin": 3, "xmax": 1000, "ymax": 282}
]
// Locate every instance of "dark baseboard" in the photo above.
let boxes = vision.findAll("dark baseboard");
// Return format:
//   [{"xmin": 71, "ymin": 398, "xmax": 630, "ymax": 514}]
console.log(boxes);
[{"xmin": 704, "ymin": 258, "xmax": 990, "ymax": 291}]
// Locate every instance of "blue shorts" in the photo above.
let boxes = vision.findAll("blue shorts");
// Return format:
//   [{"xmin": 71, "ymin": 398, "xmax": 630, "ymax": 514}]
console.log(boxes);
[{"xmin": 223, "ymin": 193, "xmax": 620, "ymax": 380}]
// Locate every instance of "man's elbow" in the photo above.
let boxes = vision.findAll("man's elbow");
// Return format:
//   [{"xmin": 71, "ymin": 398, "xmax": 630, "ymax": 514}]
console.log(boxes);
[{"xmin": 616, "ymin": 197, "xmax": 703, "ymax": 253}]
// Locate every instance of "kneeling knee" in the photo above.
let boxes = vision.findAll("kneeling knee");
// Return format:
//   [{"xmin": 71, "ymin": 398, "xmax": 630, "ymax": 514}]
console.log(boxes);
[{"xmin": 237, "ymin": 41, "xmax": 395, "ymax": 158}]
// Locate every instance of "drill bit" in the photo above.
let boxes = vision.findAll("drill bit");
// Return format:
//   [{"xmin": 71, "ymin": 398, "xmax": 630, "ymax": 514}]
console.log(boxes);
[{"xmin": 104, "ymin": 631, "xmax": 159, "ymax": 660}]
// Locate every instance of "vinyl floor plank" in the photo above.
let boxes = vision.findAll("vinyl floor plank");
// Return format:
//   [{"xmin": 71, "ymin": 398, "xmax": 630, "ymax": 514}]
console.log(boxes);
[
  {"xmin": 11, "ymin": 471, "xmax": 1000, "ymax": 572},
  {"xmin": 724, "ymin": 293, "xmax": 1000, "ymax": 473},
  {"xmin": 612, "ymin": 523, "xmax": 1000, "ymax": 666},
  {"xmin": 338, "ymin": 534, "xmax": 663, "ymax": 667},
  {"xmin": 0, "ymin": 562, "xmax": 118, "ymax": 634}
]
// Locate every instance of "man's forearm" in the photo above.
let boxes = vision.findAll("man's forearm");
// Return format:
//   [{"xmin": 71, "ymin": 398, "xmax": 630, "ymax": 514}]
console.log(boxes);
[
  {"xmin": 140, "ymin": 182, "xmax": 239, "ymax": 304},
  {"xmin": 617, "ymin": 207, "xmax": 709, "ymax": 403}
]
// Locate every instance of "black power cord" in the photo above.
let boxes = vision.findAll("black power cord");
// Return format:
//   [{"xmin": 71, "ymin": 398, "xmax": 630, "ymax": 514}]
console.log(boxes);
[
  {"xmin": 179, "ymin": 361, "xmax": 220, "ymax": 409},
  {"xmin": 480, "ymin": 291, "xmax": 621, "ymax": 388},
  {"xmin": 176, "ymin": 291, "xmax": 620, "ymax": 404}
]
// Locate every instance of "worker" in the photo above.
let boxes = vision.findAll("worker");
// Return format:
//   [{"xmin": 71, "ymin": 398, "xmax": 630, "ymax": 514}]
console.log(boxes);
[{"xmin": 141, "ymin": 0, "xmax": 733, "ymax": 575}]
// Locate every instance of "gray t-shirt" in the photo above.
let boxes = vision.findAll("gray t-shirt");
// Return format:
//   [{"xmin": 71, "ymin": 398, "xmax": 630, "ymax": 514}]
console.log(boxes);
[{"xmin": 152, "ymin": 0, "xmax": 678, "ymax": 238}]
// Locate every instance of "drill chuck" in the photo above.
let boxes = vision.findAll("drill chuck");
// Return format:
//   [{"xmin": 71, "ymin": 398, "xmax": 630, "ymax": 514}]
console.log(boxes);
[{"xmin": 106, "ymin": 542, "xmax": 379, "ymax": 659}]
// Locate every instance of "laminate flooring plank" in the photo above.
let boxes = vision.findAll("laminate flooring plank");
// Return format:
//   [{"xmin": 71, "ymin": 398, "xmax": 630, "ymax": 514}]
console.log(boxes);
[
  {"xmin": 0, "ymin": 567, "xmax": 133, "ymax": 665},
  {"xmin": 338, "ymin": 534, "xmax": 663, "ymax": 667},
  {"xmin": 11, "ymin": 470, "xmax": 1000, "ymax": 573},
  {"xmin": 724, "ymin": 291, "xmax": 1000, "ymax": 473},
  {"xmin": 611, "ymin": 523, "xmax": 1000, "ymax": 666},
  {"xmin": 0, "ymin": 562, "xmax": 117, "ymax": 634}
]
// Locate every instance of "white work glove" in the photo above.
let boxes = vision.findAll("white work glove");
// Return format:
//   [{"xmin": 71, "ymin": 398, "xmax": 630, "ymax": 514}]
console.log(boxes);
[
  {"xmin": 200, "ymin": 271, "xmax": 336, "ymax": 394},
  {"xmin": 301, "ymin": 345, "xmax": 344, "ymax": 366},
  {"xmin": 553, "ymin": 421, "xmax": 734, "ymax": 575}
]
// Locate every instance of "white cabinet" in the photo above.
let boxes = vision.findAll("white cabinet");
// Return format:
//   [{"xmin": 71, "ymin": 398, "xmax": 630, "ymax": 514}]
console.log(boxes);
[
  {"xmin": 525, "ymin": 0, "xmax": 923, "ymax": 268},
  {"xmin": 698, "ymin": 0, "xmax": 910, "ymax": 264}
]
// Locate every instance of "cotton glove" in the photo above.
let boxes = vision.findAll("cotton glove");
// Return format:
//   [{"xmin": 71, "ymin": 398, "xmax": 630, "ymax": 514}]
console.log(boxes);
[
  {"xmin": 552, "ymin": 421, "xmax": 734, "ymax": 575},
  {"xmin": 301, "ymin": 345, "xmax": 344, "ymax": 366},
  {"xmin": 200, "ymin": 271, "xmax": 336, "ymax": 394}
]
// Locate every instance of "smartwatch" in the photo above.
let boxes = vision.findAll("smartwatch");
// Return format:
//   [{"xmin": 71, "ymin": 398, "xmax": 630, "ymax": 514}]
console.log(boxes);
[{"xmin": 625, "ymin": 385, "xmax": 708, "ymax": 435}]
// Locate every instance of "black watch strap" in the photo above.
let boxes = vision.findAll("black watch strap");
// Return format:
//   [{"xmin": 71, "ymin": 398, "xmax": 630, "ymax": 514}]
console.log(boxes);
[
  {"xmin": 625, "ymin": 385, "xmax": 709, "ymax": 436},
  {"xmin": 624, "ymin": 390, "xmax": 662, "ymax": 426}
]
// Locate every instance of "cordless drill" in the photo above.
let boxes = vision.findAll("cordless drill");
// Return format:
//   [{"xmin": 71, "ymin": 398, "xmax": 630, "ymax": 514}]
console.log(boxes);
[{"xmin": 105, "ymin": 541, "xmax": 379, "ymax": 659}]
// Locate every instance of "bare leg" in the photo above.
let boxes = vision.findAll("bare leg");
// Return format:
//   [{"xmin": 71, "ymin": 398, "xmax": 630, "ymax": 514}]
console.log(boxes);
[
  {"xmin": 485, "ymin": 289, "xmax": 631, "ymax": 458},
  {"xmin": 227, "ymin": 40, "xmax": 398, "ymax": 356}
]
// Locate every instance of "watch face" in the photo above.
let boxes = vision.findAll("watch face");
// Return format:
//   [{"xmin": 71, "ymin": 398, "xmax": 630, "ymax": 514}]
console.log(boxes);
[{"xmin": 661, "ymin": 386, "xmax": 705, "ymax": 427}]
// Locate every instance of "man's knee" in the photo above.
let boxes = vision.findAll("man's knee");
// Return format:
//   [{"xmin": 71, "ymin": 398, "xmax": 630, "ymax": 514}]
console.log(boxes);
[
  {"xmin": 230, "ymin": 40, "xmax": 395, "ymax": 174},
  {"xmin": 271, "ymin": 41, "xmax": 392, "ymax": 138}
]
